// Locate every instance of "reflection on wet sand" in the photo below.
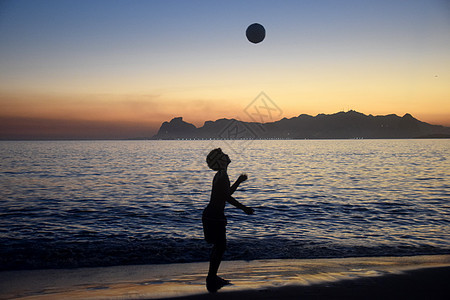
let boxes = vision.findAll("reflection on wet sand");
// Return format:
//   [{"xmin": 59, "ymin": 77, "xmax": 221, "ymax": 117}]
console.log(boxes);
[{"xmin": 1, "ymin": 255, "xmax": 449, "ymax": 299}]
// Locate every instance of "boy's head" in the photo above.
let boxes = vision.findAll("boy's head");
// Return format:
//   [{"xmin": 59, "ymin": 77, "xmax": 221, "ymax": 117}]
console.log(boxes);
[{"xmin": 206, "ymin": 148, "xmax": 230, "ymax": 170}]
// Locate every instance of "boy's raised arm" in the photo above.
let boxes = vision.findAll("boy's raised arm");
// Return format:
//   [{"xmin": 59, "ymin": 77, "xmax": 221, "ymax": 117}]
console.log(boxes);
[{"xmin": 230, "ymin": 174, "xmax": 247, "ymax": 195}]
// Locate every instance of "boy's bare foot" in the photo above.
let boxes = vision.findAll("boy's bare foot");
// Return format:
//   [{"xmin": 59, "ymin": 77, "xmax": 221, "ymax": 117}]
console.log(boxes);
[
  {"xmin": 217, "ymin": 276, "xmax": 231, "ymax": 285},
  {"xmin": 206, "ymin": 275, "xmax": 231, "ymax": 293}
]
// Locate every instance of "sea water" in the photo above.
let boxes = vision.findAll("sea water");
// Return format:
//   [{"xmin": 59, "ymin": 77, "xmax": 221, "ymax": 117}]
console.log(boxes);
[{"xmin": 0, "ymin": 139, "xmax": 449, "ymax": 270}]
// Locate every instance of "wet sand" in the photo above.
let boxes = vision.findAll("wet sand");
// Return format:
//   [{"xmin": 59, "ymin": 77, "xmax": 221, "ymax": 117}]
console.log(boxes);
[
  {"xmin": 1, "ymin": 255, "xmax": 449, "ymax": 299},
  {"xmin": 165, "ymin": 266, "xmax": 450, "ymax": 300}
]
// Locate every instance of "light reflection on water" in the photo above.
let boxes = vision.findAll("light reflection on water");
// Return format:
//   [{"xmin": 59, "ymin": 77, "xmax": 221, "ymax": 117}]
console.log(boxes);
[{"xmin": 0, "ymin": 139, "xmax": 449, "ymax": 268}]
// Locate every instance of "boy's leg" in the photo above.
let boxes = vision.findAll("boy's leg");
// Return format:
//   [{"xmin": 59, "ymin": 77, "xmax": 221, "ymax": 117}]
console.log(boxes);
[
  {"xmin": 208, "ymin": 241, "xmax": 226, "ymax": 278},
  {"xmin": 206, "ymin": 240, "xmax": 229, "ymax": 293}
]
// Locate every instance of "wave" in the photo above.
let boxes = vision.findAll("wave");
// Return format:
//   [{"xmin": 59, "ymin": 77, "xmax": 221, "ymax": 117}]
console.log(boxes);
[{"xmin": 1, "ymin": 236, "xmax": 448, "ymax": 271}]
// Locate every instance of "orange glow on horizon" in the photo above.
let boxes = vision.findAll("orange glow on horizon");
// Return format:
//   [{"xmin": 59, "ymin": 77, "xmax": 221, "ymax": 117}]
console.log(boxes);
[{"xmin": 1, "ymin": 88, "xmax": 449, "ymax": 140}]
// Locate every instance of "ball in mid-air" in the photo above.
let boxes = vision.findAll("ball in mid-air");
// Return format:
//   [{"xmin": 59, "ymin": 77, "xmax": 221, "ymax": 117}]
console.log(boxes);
[{"xmin": 246, "ymin": 23, "xmax": 265, "ymax": 44}]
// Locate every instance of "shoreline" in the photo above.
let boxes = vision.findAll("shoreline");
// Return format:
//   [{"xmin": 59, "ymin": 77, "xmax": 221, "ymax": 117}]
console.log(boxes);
[{"xmin": 1, "ymin": 254, "xmax": 449, "ymax": 299}]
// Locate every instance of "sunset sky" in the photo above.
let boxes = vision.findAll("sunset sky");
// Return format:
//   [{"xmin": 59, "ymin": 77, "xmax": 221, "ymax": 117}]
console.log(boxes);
[{"xmin": 1, "ymin": 0, "xmax": 449, "ymax": 139}]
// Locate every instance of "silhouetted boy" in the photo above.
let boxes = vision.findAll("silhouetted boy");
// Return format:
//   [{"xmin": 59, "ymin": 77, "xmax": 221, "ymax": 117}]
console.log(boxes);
[{"xmin": 203, "ymin": 148, "xmax": 254, "ymax": 292}]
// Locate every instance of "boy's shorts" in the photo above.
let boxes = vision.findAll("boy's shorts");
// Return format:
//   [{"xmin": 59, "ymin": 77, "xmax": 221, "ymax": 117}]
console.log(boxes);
[{"xmin": 202, "ymin": 217, "xmax": 227, "ymax": 246}]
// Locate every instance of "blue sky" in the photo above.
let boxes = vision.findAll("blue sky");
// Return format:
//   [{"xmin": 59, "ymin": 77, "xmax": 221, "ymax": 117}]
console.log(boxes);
[{"xmin": 0, "ymin": 0, "xmax": 449, "ymax": 138}]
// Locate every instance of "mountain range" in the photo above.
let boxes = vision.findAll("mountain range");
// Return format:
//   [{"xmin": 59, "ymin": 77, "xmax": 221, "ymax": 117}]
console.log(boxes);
[{"xmin": 152, "ymin": 111, "xmax": 450, "ymax": 140}]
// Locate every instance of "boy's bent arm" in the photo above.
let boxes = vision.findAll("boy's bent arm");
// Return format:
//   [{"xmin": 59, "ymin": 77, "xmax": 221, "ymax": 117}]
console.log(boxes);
[
  {"xmin": 230, "ymin": 180, "xmax": 240, "ymax": 195},
  {"xmin": 230, "ymin": 174, "xmax": 247, "ymax": 195}
]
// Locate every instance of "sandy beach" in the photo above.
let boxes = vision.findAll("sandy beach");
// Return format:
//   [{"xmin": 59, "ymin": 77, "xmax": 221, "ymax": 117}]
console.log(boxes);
[
  {"xmin": 164, "ymin": 266, "xmax": 450, "ymax": 300},
  {"xmin": 1, "ymin": 255, "xmax": 449, "ymax": 299}
]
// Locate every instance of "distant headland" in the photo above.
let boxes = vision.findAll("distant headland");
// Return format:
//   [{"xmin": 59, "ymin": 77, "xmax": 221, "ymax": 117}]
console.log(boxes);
[{"xmin": 152, "ymin": 111, "xmax": 450, "ymax": 140}]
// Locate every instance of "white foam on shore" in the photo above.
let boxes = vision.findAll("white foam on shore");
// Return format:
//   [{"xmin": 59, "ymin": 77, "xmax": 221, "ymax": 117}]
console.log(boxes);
[{"xmin": 1, "ymin": 255, "xmax": 449, "ymax": 300}]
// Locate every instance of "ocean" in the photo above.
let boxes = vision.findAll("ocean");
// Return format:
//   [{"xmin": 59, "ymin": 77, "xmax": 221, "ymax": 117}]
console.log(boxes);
[{"xmin": 0, "ymin": 139, "xmax": 449, "ymax": 270}]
